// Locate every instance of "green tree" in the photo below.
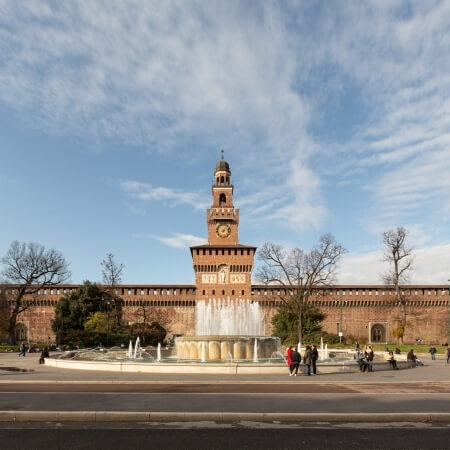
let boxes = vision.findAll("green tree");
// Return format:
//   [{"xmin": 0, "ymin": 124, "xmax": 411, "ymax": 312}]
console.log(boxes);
[
  {"xmin": 271, "ymin": 300, "xmax": 326, "ymax": 344},
  {"xmin": 84, "ymin": 312, "xmax": 108, "ymax": 333},
  {"xmin": 52, "ymin": 281, "xmax": 105, "ymax": 344}
]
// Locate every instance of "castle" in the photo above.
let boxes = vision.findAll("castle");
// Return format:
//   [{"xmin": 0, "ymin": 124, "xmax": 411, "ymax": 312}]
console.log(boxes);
[{"xmin": 11, "ymin": 155, "xmax": 450, "ymax": 346}]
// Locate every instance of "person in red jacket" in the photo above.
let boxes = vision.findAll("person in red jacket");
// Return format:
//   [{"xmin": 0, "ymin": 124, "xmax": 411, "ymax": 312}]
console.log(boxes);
[{"xmin": 286, "ymin": 346, "xmax": 293, "ymax": 375}]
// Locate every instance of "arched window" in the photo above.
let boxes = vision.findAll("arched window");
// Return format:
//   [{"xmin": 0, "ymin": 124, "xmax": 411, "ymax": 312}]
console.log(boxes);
[
  {"xmin": 371, "ymin": 324, "xmax": 386, "ymax": 342},
  {"xmin": 219, "ymin": 193, "xmax": 226, "ymax": 205}
]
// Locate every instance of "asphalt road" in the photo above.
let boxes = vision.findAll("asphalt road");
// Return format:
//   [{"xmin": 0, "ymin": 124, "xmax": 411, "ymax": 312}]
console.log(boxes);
[
  {"xmin": 1, "ymin": 353, "xmax": 449, "ymax": 418},
  {"xmin": 0, "ymin": 425, "xmax": 450, "ymax": 450}
]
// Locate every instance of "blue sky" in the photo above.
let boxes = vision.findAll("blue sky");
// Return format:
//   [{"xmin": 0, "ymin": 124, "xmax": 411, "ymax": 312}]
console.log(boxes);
[{"xmin": 1, "ymin": 1, "xmax": 450, "ymax": 285}]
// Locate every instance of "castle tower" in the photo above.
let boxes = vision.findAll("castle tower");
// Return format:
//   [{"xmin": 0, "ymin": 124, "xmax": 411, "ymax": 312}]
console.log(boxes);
[{"xmin": 190, "ymin": 152, "xmax": 256, "ymax": 300}]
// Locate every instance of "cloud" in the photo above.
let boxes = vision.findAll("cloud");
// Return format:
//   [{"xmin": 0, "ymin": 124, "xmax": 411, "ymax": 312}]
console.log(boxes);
[
  {"xmin": 1, "ymin": 1, "xmax": 450, "ymax": 239},
  {"xmin": 119, "ymin": 180, "xmax": 208, "ymax": 211},
  {"xmin": 338, "ymin": 243, "xmax": 450, "ymax": 285},
  {"xmin": 133, "ymin": 232, "xmax": 206, "ymax": 249}
]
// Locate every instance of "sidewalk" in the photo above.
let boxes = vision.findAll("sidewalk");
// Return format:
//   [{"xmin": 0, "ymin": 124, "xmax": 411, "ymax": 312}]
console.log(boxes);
[
  {"xmin": 1, "ymin": 352, "xmax": 449, "ymax": 423},
  {"xmin": 1, "ymin": 352, "xmax": 449, "ymax": 383}
]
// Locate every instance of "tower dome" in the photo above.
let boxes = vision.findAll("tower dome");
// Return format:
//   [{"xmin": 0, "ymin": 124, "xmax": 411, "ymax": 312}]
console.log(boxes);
[{"xmin": 215, "ymin": 149, "xmax": 230, "ymax": 173}]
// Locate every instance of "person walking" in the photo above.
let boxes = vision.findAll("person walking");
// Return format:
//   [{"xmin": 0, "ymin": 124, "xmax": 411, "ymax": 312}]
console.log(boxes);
[
  {"xmin": 286, "ymin": 346, "xmax": 293, "ymax": 375},
  {"xmin": 311, "ymin": 344, "xmax": 319, "ymax": 375},
  {"xmin": 289, "ymin": 347, "xmax": 301, "ymax": 376},
  {"xmin": 18, "ymin": 342, "xmax": 26, "ymax": 357},
  {"xmin": 303, "ymin": 345, "xmax": 313, "ymax": 376},
  {"xmin": 446, "ymin": 347, "xmax": 450, "ymax": 364},
  {"xmin": 429, "ymin": 346, "xmax": 437, "ymax": 360}
]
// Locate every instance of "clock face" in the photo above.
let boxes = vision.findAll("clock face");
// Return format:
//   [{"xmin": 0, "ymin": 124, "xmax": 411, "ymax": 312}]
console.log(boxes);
[{"xmin": 216, "ymin": 223, "xmax": 231, "ymax": 238}]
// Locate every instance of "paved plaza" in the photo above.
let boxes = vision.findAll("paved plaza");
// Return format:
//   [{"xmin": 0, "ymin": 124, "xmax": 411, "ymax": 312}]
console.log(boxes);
[{"xmin": 0, "ymin": 351, "xmax": 449, "ymax": 423}]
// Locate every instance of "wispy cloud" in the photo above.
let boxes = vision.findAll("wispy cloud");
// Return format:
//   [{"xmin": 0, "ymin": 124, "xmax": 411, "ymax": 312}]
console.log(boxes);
[
  {"xmin": 120, "ymin": 180, "xmax": 208, "ymax": 211},
  {"xmin": 1, "ymin": 1, "xmax": 450, "ymax": 239},
  {"xmin": 133, "ymin": 232, "xmax": 205, "ymax": 249},
  {"xmin": 339, "ymin": 243, "xmax": 450, "ymax": 285}
]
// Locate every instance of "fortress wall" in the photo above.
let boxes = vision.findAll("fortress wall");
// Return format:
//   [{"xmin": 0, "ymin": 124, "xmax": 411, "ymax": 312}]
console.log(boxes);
[{"xmin": 11, "ymin": 284, "xmax": 450, "ymax": 345}]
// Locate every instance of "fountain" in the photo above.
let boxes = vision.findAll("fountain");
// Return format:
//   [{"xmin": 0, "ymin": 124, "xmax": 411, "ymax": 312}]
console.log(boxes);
[
  {"xmin": 156, "ymin": 342, "xmax": 162, "ymax": 362},
  {"xmin": 175, "ymin": 298, "xmax": 280, "ymax": 361},
  {"xmin": 319, "ymin": 337, "xmax": 329, "ymax": 360}
]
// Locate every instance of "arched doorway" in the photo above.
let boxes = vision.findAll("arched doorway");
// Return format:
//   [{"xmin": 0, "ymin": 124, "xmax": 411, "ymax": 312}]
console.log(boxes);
[
  {"xmin": 15, "ymin": 323, "xmax": 28, "ymax": 342},
  {"xmin": 370, "ymin": 323, "xmax": 386, "ymax": 343}
]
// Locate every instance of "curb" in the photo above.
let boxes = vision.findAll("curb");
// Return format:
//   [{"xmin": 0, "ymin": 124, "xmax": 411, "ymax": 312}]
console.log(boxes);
[{"xmin": 0, "ymin": 411, "xmax": 449, "ymax": 423}]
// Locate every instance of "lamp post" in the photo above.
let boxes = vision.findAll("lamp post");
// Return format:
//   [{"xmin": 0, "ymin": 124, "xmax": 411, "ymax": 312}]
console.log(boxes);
[
  {"xmin": 104, "ymin": 297, "xmax": 110, "ymax": 348},
  {"xmin": 107, "ymin": 300, "xmax": 111, "ymax": 348}
]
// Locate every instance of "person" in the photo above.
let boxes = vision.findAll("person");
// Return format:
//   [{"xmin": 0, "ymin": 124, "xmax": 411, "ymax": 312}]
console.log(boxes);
[
  {"xmin": 355, "ymin": 342, "xmax": 360, "ymax": 351},
  {"xmin": 289, "ymin": 347, "xmax": 301, "ymax": 376},
  {"xmin": 18, "ymin": 342, "xmax": 26, "ymax": 357},
  {"xmin": 355, "ymin": 348, "xmax": 366, "ymax": 372},
  {"xmin": 303, "ymin": 345, "xmax": 313, "ymax": 376},
  {"xmin": 407, "ymin": 349, "xmax": 419, "ymax": 367},
  {"xmin": 446, "ymin": 347, "xmax": 450, "ymax": 364},
  {"xmin": 311, "ymin": 344, "xmax": 319, "ymax": 375},
  {"xmin": 386, "ymin": 350, "xmax": 399, "ymax": 370},
  {"xmin": 395, "ymin": 347, "xmax": 401, "ymax": 355},
  {"xmin": 429, "ymin": 346, "xmax": 437, "ymax": 360},
  {"xmin": 39, "ymin": 346, "xmax": 50, "ymax": 364},
  {"xmin": 364, "ymin": 345, "xmax": 374, "ymax": 372},
  {"xmin": 286, "ymin": 346, "xmax": 293, "ymax": 372}
]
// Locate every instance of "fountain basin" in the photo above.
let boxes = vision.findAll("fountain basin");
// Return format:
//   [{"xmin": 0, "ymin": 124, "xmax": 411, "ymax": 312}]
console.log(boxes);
[
  {"xmin": 44, "ymin": 357, "xmax": 413, "ymax": 374},
  {"xmin": 175, "ymin": 335, "xmax": 280, "ymax": 361}
]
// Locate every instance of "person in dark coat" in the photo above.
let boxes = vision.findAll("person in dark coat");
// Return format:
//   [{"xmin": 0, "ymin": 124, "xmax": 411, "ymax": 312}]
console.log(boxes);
[
  {"xmin": 18, "ymin": 342, "xmax": 26, "ymax": 357},
  {"xmin": 407, "ymin": 349, "xmax": 419, "ymax": 367},
  {"xmin": 289, "ymin": 348, "xmax": 301, "ymax": 376},
  {"xmin": 303, "ymin": 345, "xmax": 313, "ymax": 376},
  {"xmin": 39, "ymin": 346, "xmax": 50, "ymax": 364},
  {"xmin": 429, "ymin": 346, "xmax": 437, "ymax": 360},
  {"xmin": 364, "ymin": 345, "xmax": 374, "ymax": 372},
  {"xmin": 311, "ymin": 344, "xmax": 319, "ymax": 375}
]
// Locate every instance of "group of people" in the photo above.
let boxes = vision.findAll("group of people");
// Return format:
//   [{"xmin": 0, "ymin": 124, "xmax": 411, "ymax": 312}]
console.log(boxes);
[
  {"xmin": 18, "ymin": 342, "xmax": 50, "ymax": 364},
  {"xmin": 285, "ymin": 344, "xmax": 319, "ymax": 376},
  {"xmin": 354, "ymin": 345, "xmax": 375, "ymax": 372}
]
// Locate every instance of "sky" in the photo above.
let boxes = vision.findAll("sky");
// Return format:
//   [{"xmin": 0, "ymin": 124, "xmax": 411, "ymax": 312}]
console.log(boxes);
[{"xmin": 1, "ymin": 1, "xmax": 450, "ymax": 286}]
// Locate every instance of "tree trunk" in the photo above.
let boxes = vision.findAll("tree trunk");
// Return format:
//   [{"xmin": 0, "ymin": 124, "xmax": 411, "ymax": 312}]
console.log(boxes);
[{"xmin": 8, "ymin": 310, "xmax": 18, "ymax": 345}]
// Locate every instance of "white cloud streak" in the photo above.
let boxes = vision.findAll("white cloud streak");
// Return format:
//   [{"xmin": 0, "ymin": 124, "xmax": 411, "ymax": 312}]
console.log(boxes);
[
  {"xmin": 120, "ymin": 179, "xmax": 208, "ymax": 211},
  {"xmin": 1, "ymin": 1, "xmax": 449, "ymax": 239},
  {"xmin": 133, "ymin": 232, "xmax": 205, "ymax": 249}
]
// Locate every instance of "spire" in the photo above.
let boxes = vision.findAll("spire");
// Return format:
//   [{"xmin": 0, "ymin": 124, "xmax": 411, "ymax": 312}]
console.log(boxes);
[{"xmin": 221, "ymin": 149, "xmax": 224, "ymax": 160}]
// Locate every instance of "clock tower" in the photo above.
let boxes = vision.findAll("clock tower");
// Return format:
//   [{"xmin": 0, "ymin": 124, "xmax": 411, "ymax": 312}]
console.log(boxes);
[{"xmin": 190, "ymin": 152, "xmax": 256, "ymax": 300}]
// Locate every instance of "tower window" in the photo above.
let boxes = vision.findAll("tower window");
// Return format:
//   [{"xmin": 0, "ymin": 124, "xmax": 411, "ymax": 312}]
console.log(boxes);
[{"xmin": 219, "ymin": 193, "xmax": 226, "ymax": 205}]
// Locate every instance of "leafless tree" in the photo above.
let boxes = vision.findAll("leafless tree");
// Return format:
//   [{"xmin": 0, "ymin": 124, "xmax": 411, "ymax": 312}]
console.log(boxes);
[
  {"xmin": 132, "ymin": 305, "xmax": 170, "ymax": 346},
  {"xmin": 382, "ymin": 227, "xmax": 414, "ymax": 343},
  {"xmin": 256, "ymin": 233, "xmax": 346, "ymax": 343},
  {"xmin": 1, "ymin": 241, "xmax": 70, "ymax": 344},
  {"xmin": 101, "ymin": 253, "xmax": 124, "ymax": 326}
]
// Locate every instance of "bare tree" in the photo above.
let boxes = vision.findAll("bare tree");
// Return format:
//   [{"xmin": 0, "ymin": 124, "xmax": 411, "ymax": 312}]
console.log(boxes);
[
  {"xmin": 101, "ymin": 253, "xmax": 124, "ymax": 326},
  {"xmin": 256, "ymin": 233, "xmax": 346, "ymax": 343},
  {"xmin": 1, "ymin": 241, "xmax": 70, "ymax": 344},
  {"xmin": 382, "ymin": 227, "xmax": 414, "ymax": 343},
  {"xmin": 132, "ymin": 305, "xmax": 170, "ymax": 346}
]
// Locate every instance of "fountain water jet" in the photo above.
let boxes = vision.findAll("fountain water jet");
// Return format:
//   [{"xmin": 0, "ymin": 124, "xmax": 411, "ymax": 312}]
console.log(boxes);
[{"xmin": 176, "ymin": 298, "xmax": 280, "ymax": 361}]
